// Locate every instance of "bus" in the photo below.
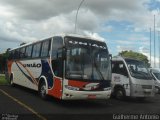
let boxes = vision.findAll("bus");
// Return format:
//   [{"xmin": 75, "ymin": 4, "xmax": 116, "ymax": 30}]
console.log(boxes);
[
  {"xmin": 111, "ymin": 56, "xmax": 155, "ymax": 100},
  {"xmin": 7, "ymin": 34, "xmax": 112, "ymax": 100}
]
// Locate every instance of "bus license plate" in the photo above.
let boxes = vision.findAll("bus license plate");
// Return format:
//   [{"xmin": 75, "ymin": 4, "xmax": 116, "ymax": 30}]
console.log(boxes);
[{"xmin": 88, "ymin": 95, "xmax": 96, "ymax": 99}]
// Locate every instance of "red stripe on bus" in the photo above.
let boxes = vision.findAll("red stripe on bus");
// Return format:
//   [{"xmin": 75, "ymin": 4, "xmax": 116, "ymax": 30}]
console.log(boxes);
[
  {"xmin": 7, "ymin": 60, "xmax": 13, "ymax": 76},
  {"xmin": 68, "ymin": 80, "xmax": 89, "ymax": 88},
  {"xmin": 48, "ymin": 77, "xmax": 62, "ymax": 99}
]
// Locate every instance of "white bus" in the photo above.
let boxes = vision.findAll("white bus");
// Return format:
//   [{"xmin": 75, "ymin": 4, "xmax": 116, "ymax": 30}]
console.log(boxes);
[
  {"xmin": 7, "ymin": 34, "xmax": 112, "ymax": 100},
  {"xmin": 111, "ymin": 56, "xmax": 155, "ymax": 100}
]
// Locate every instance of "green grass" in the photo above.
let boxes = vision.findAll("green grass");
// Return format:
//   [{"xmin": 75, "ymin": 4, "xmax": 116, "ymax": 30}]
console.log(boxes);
[{"xmin": 0, "ymin": 75, "xmax": 9, "ymax": 85}]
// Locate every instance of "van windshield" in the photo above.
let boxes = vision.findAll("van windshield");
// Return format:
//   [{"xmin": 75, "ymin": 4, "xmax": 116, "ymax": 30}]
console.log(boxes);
[
  {"xmin": 151, "ymin": 69, "xmax": 160, "ymax": 80},
  {"xmin": 125, "ymin": 59, "xmax": 152, "ymax": 80}
]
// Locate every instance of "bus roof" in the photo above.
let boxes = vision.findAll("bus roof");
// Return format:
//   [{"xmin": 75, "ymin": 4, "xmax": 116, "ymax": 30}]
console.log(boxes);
[{"xmin": 9, "ymin": 33, "xmax": 106, "ymax": 51}]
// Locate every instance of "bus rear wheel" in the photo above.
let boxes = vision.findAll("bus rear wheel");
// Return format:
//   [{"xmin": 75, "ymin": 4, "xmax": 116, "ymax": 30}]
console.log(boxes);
[
  {"xmin": 114, "ymin": 87, "xmax": 125, "ymax": 100},
  {"xmin": 39, "ymin": 81, "xmax": 47, "ymax": 100}
]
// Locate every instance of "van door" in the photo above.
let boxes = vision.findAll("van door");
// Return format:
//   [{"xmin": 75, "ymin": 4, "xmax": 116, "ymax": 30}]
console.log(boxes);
[{"xmin": 112, "ymin": 61, "xmax": 130, "ymax": 97}]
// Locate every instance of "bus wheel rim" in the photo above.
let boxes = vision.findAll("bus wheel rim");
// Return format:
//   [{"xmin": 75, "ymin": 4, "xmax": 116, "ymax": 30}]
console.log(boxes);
[{"xmin": 41, "ymin": 85, "xmax": 46, "ymax": 97}]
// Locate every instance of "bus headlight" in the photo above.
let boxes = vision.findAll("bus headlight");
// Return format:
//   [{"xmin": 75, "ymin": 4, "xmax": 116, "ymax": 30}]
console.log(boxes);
[
  {"xmin": 104, "ymin": 87, "xmax": 111, "ymax": 91},
  {"xmin": 65, "ymin": 85, "xmax": 79, "ymax": 91}
]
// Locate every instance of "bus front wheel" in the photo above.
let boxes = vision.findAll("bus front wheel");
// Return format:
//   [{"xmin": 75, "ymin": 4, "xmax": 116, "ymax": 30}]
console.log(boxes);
[{"xmin": 39, "ymin": 81, "xmax": 47, "ymax": 100}]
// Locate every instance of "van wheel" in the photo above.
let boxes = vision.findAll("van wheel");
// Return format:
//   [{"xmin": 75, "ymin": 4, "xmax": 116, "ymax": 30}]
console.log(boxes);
[
  {"xmin": 39, "ymin": 81, "xmax": 47, "ymax": 100},
  {"xmin": 155, "ymin": 86, "xmax": 160, "ymax": 94},
  {"xmin": 114, "ymin": 87, "xmax": 125, "ymax": 100},
  {"xmin": 137, "ymin": 97, "xmax": 146, "ymax": 101}
]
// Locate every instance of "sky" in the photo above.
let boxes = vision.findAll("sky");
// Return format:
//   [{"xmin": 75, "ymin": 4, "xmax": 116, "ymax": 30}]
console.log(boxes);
[{"xmin": 0, "ymin": 0, "xmax": 160, "ymax": 67}]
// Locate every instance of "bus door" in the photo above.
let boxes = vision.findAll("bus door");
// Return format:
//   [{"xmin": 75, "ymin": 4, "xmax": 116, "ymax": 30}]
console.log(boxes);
[{"xmin": 112, "ymin": 61, "xmax": 130, "ymax": 97}]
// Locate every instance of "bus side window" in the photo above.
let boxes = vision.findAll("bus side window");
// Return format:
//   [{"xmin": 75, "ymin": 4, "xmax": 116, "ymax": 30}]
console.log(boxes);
[
  {"xmin": 52, "ymin": 37, "xmax": 63, "ymax": 59},
  {"xmin": 41, "ymin": 40, "xmax": 50, "ymax": 57},
  {"xmin": 52, "ymin": 37, "xmax": 63, "ymax": 77},
  {"xmin": 25, "ymin": 45, "xmax": 33, "ymax": 58},
  {"xmin": 19, "ymin": 47, "xmax": 26, "ymax": 59},
  {"xmin": 32, "ymin": 42, "xmax": 41, "ymax": 58},
  {"xmin": 14, "ymin": 49, "xmax": 20, "ymax": 59},
  {"xmin": 8, "ymin": 51, "xmax": 14, "ymax": 60}
]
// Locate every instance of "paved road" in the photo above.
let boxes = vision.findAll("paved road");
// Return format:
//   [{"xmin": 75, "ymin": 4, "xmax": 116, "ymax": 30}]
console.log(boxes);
[{"xmin": 0, "ymin": 85, "xmax": 160, "ymax": 120}]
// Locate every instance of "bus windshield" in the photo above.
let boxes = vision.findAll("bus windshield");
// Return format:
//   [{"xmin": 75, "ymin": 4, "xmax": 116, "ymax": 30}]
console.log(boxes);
[
  {"xmin": 65, "ymin": 37, "xmax": 111, "ymax": 81},
  {"xmin": 125, "ymin": 58, "xmax": 152, "ymax": 80}
]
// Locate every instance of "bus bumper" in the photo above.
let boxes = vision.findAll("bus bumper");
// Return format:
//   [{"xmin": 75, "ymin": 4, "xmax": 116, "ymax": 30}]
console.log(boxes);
[{"xmin": 61, "ymin": 89, "xmax": 111, "ymax": 100}]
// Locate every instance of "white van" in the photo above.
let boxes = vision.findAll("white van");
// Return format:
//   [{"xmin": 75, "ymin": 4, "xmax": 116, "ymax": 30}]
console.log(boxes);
[
  {"xmin": 149, "ymin": 68, "xmax": 160, "ymax": 93},
  {"xmin": 111, "ymin": 56, "xmax": 155, "ymax": 100}
]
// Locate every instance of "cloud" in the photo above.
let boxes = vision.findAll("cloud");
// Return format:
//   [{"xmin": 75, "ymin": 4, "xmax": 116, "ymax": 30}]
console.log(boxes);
[
  {"xmin": 116, "ymin": 45, "xmax": 135, "ymax": 53},
  {"xmin": 0, "ymin": 0, "xmax": 148, "ymax": 20},
  {"xmin": 139, "ymin": 46, "xmax": 150, "ymax": 54},
  {"xmin": 139, "ymin": 46, "xmax": 160, "ymax": 67},
  {"xmin": 83, "ymin": 31, "xmax": 105, "ymax": 41},
  {"xmin": 117, "ymin": 40, "xmax": 136, "ymax": 45},
  {"xmin": 0, "ymin": 0, "xmax": 80, "ymax": 20},
  {"xmin": 0, "ymin": 0, "xmax": 159, "ymax": 54}
]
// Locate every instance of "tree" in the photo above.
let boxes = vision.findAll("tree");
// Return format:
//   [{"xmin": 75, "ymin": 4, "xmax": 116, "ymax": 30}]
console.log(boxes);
[
  {"xmin": 0, "ymin": 48, "xmax": 10, "ymax": 73},
  {"xmin": 119, "ymin": 50, "xmax": 150, "ymax": 67}
]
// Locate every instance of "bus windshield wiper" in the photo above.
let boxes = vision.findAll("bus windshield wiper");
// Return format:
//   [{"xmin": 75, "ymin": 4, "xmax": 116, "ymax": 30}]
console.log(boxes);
[{"xmin": 94, "ymin": 60, "xmax": 105, "ymax": 81}]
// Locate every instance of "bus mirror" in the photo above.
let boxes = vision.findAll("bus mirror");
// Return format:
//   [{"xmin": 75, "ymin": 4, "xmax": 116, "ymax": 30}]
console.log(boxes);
[
  {"xmin": 109, "ymin": 54, "xmax": 112, "ymax": 69},
  {"xmin": 62, "ymin": 47, "xmax": 66, "ymax": 60},
  {"xmin": 109, "ymin": 54, "xmax": 112, "ymax": 60}
]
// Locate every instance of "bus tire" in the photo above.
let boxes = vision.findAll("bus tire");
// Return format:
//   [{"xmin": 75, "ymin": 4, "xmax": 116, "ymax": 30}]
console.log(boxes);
[
  {"xmin": 114, "ymin": 87, "xmax": 126, "ymax": 100},
  {"xmin": 10, "ymin": 74, "xmax": 14, "ymax": 87},
  {"xmin": 39, "ymin": 81, "xmax": 48, "ymax": 100}
]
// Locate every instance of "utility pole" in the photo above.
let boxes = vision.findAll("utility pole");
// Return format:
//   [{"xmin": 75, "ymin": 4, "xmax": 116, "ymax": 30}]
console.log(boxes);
[
  {"xmin": 159, "ymin": 31, "xmax": 160, "ymax": 68},
  {"xmin": 150, "ymin": 28, "xmax": 152, "ymax": 66},
  {"xmin": 74, "ymin": 0, "xmax": 85, "ymax": 34},
  {"xmin": 154, "ymin": 15, "xmax": 156, "ymax": 67}
]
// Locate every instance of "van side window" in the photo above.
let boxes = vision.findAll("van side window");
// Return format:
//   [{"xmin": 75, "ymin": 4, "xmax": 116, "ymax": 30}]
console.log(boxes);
[{"xmin": 112, "ymin": 61, "xmax": 128, "ymax": 77}]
